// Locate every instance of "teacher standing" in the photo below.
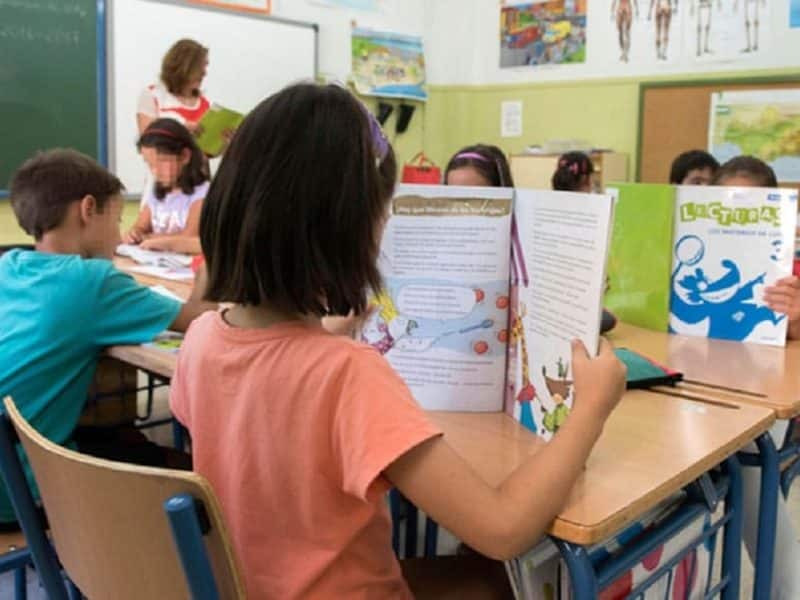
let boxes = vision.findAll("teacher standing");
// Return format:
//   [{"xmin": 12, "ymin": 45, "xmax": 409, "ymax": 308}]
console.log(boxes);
[{"xmin": 137, "ymin": 39, "xmax": 211, "ymax": 135}]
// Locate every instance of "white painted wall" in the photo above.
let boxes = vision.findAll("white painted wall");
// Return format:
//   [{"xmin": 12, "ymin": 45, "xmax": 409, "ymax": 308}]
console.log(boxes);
[{"xmin": 426, "ymin": 0, "xmax": 800, "ymax": 85}]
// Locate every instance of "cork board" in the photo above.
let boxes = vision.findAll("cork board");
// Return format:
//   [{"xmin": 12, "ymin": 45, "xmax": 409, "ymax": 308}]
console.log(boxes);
[{"xmin": 637, "ymin": 77, "xmax": 800, "ymax": 185}]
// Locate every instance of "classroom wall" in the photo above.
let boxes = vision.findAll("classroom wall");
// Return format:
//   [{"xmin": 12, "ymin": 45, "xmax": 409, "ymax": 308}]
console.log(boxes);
[
  {"xmin": 426, "ymin": 0, "xmax": 800, "ymax": 85},
  {"xmin": 420, "ymin": 0, "xmax": 800, "ymax": 180}
]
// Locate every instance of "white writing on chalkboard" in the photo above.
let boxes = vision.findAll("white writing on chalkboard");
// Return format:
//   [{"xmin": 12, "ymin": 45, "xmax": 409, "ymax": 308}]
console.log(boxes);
[
  {"xmin": 0, "ymin": 0, "xmax": 88, "ymax": 19},
  {"xmin": 0, "ymin": 25, "xmax": 80, "ymax": 46}
]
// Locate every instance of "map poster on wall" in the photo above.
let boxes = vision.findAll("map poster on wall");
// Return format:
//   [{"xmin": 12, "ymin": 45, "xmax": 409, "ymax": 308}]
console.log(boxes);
[
  {"xmin": 499, "ymin": 0, "xmax": 587, "ymax": 68},
  {"xmin": 351, "ymin": 28, "xmax": 426, "ymax": 101},
  {"xmin": 709, "ymin": 89, "xmax": 800, "ymax": 182},
  {"xmin": 792, "ymin": 0, "xmax": 800, "ymax": 28}
]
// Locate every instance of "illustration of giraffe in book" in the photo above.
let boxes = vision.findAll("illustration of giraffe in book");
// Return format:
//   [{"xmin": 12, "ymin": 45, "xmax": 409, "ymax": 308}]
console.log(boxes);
[
  {"xmin": 540, "ymin": 357, "xmax": 574, "ymax": 435},
  {"xmin": 509, "ymin": 216, "xmax": 538, "ymax": 433},
  {"xmin": 511, "ymin": 301, "xmax": 537, "ymax": 433}
]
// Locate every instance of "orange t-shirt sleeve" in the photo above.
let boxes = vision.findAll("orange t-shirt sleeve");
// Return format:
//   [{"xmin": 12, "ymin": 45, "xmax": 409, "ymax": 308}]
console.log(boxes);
[{"xmin": 333, "ymin": 348, "xmax": 442, "ymax": 501}]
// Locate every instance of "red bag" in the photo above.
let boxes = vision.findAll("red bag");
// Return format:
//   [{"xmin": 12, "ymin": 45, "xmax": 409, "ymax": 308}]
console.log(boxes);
[{"xmin": 402, "ymin": 152, "xmax": 442, "ymax": 184}]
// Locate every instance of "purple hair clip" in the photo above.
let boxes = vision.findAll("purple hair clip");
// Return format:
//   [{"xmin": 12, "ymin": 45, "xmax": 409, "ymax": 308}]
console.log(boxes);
[{"xmin": 364, "ymin": 107, "xmax": 390, "ymax": 164}]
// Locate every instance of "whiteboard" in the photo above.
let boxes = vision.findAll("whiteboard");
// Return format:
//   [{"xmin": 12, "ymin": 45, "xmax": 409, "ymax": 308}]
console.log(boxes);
[{"xmin": 109, "ymin": 0, "xmax": 317, "ymax": 194}]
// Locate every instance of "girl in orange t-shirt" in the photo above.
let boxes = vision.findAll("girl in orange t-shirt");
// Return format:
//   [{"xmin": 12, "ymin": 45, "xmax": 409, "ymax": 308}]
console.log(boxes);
[{"xmin": 170, "ymin": 83, "xmax": 626, "ymax": 599}]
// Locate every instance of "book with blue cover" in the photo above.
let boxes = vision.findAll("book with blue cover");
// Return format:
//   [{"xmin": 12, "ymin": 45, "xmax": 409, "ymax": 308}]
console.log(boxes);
[{"xmin": 669, "ymin": 185, "xmax": 798, "ymax": 346}]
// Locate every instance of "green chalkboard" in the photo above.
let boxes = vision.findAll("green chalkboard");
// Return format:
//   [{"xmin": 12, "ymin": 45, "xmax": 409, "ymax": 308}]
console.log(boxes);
[{"xmin": 0, "ymin": 0, "xmax": 103, "ymax": 191}]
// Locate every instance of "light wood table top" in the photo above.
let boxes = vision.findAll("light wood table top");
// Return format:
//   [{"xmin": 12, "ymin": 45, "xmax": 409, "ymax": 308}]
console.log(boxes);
[
  {"xmin": 431, "ymin": 392, "xmax": 772, "ymax": 545},
  {"xmin": 106, "ymin": 330, "xmax": 774, "ymax": 546},
  {"xmin": 110, "ymin": 263, "xmax": 773, "ymax": 545},
  {"xmin": 608, "ymin": 322, "xmax": 800, "ymax": 419},
  {"xmin": 114, "ymin": 256, "xmax": 193, "ymax": 300}
]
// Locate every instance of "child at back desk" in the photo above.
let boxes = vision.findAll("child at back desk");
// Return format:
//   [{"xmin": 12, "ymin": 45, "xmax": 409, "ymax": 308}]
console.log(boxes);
[
  {"xmin": 711, "ymin": 155, "xmax": 800, "ymax": 598},
  {"xmin": 123, "ymin": 119, "xmax": 208, "ymax": 252},
  {"xmin": 0, "ymin": 149, "xmax": 214, "ymax": 528},
  {"xmin": 170, "ymin": 83, "xmax": 627, "ymax": 598}
]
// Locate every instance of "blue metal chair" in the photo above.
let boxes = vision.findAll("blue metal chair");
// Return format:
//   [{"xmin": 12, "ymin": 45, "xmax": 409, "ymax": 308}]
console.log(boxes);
[
  {"xmin": 2, "ymin": 396, "xmax": 245, "ymax": 599},
  {"xmin": 0, "ymin": 402, "xmax": 73, "ymax": 599}
]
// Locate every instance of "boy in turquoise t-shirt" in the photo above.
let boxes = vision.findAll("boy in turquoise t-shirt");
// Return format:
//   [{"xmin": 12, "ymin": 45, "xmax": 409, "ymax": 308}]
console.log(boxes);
[{"xmin": 0, "ymin": 149, "xmax": 214, "ymax": 525}]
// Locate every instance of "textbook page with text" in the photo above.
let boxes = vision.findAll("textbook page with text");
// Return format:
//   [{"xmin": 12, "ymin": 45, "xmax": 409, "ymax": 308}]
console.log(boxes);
[
  {"xmin": 361, "ymin": 184, "xmax": 513, "ymax": 411},
  {"xmin": 510, "ymin": 189, "xmax": 615, "ymax": 440}
]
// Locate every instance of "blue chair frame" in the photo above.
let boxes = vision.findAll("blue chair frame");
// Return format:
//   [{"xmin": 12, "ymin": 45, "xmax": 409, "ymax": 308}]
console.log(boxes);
[{"xmin": 0, "ymin": 412, "xmax": 74, "ymax": 599}]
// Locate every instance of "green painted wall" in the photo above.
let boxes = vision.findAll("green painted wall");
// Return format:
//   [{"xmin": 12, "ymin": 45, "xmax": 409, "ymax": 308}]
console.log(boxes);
[
  {"xmin": 421, "ymin": 66, "xmax": 800, "ymax": 182},
  {"xmin": 2, "ymin": 66, "xmax": 797, "ymax": 243},
  {"xmin": 0, "ymin": 201, "xmax": 141, "ymax": 246}
]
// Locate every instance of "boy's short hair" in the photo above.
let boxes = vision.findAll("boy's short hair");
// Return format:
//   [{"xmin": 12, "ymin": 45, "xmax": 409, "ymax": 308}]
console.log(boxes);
[
  {"xmin": 669, "ymin": 150, "xmax": 720, "ymax": 184},
  {"xmin": 713, "ymin": 155, "xmax": 778, "ymax": 187},
  {"xmin": 9, "ymin": 149, "xmax": 123, "ymax": 241},
  {"xmin": 200, "ymin": 83, "xmax": 397, "ymax": 317}
]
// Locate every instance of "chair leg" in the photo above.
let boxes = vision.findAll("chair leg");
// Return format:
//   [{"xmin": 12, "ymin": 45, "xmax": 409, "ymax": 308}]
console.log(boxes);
[
  {"xmin": 66, "ymin": 579, "xmax": 82, "ymax": 600},
  {"xmin": 172, "ymin": 420, "xmax": 186, "ymax": 451},
  {"xmin": 164, "ymin": 494, "xmax": 220, "ymax": 600},
  {"xmin": 14, "ymin": 566, "xmax": 27, "ymax": 600}
]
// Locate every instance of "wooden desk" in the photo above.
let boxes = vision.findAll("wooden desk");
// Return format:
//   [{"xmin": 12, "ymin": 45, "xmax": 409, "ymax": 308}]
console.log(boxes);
[
  {"xmin": 109, "ymin": 264, "xmax": 774, "ymax": 548},
  {"xmin": 108, "ymin": 332, "xmax": 774, "ymax": 547},
  {"xmin": 113, "ymin": 256, "xmax": 193, "ymax": 301},
  {"xmin": 608, "ymin": 321, "xmax": 800, "ymax": 419},
  {"xmin": 431, "ymin": 393, "xmax": 772, "ymax": 545}
]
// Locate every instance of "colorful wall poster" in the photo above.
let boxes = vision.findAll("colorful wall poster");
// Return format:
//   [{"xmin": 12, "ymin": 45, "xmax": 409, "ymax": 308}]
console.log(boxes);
[
  {"xmin": 709, "ymin": 89, "xmax": 800, "ymax": 182},
  {"xmin": 605, "ymin": 183, "xmax": 675, "ymax": 332},
  {"xmin": 669, "ymin": 186, "xmax": 798, "ymax": 346},
  {"xmin": 793, "ymin": 0, "xmax": 800, "ymax": 28},
  {"xmin": 351, "ymin": 27, "xmax": 427, "ymax": 101},
  {"xmin": 361, "ymin": 185, "xmax": 513, "ymax": 411},
  {"xmin": 499, "ymin": 0, "xmax": 587, "ymax": 68}
]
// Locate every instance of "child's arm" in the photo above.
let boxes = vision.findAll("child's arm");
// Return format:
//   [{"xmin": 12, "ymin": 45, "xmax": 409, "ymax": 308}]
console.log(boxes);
[
  {"xmin": 140, "ymin": 236, "xmax": 202, "ymax": 255},
  {"xmin": 123, "ymin": 206, "xmax": 153, "ymax": 244},
  {"xmin": 169, "ymin": 263, "xmax": 216, "ymax": 332},
  {"xmin": 385, "ymin": 338, "xmax": 626, "ymax": 561},
  {"xmin": 764, "ymin": 276, "xmax": 800, "ymax": 339}
]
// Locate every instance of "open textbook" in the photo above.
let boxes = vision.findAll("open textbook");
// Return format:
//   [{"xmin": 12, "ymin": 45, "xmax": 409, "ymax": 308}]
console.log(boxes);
[{"xmin": 360, "ymin": 184, "xmax": 614, "ymax": 440}]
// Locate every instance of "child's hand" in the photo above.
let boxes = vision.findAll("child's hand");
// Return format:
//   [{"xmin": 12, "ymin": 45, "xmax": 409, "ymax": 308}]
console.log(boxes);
[
  {"xmin": 764, "ymin": 276, "xmax": 800, "ymax": 322},
  {"xmin": 571, "ymin": 338, "xmax": 626, "ymax": 423},
  {"xmin": 140, "ymin": 238, "xmax": 164, "ymax": 251},
  {"xmin": 122, "ymin": 229, "xmax": 144, "ymax": 244}
]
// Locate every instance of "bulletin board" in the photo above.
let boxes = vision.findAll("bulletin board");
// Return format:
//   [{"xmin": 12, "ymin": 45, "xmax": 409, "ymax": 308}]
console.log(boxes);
[{"xmin": 637, "ymin": 76, "xmax": 800, "ymax": 186}]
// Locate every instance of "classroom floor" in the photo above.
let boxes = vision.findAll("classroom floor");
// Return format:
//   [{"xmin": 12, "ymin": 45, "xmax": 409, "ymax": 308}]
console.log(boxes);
[{"xmin": 0, "ymin": 386, "xmax": 795, "ymax": 598}]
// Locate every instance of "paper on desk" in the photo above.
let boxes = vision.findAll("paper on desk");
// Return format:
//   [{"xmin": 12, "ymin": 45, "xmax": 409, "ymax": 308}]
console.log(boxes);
[
  {"xmin": 150, "ymin": 285, "xmax": 185, "ymax": 303},
  {"xmin": 116, "ymin": 244, "xmax": 192, "ymax": 268},
  {"xmin": 127, "ymin": 265, "xmax": 194, "ymax": 281}
]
